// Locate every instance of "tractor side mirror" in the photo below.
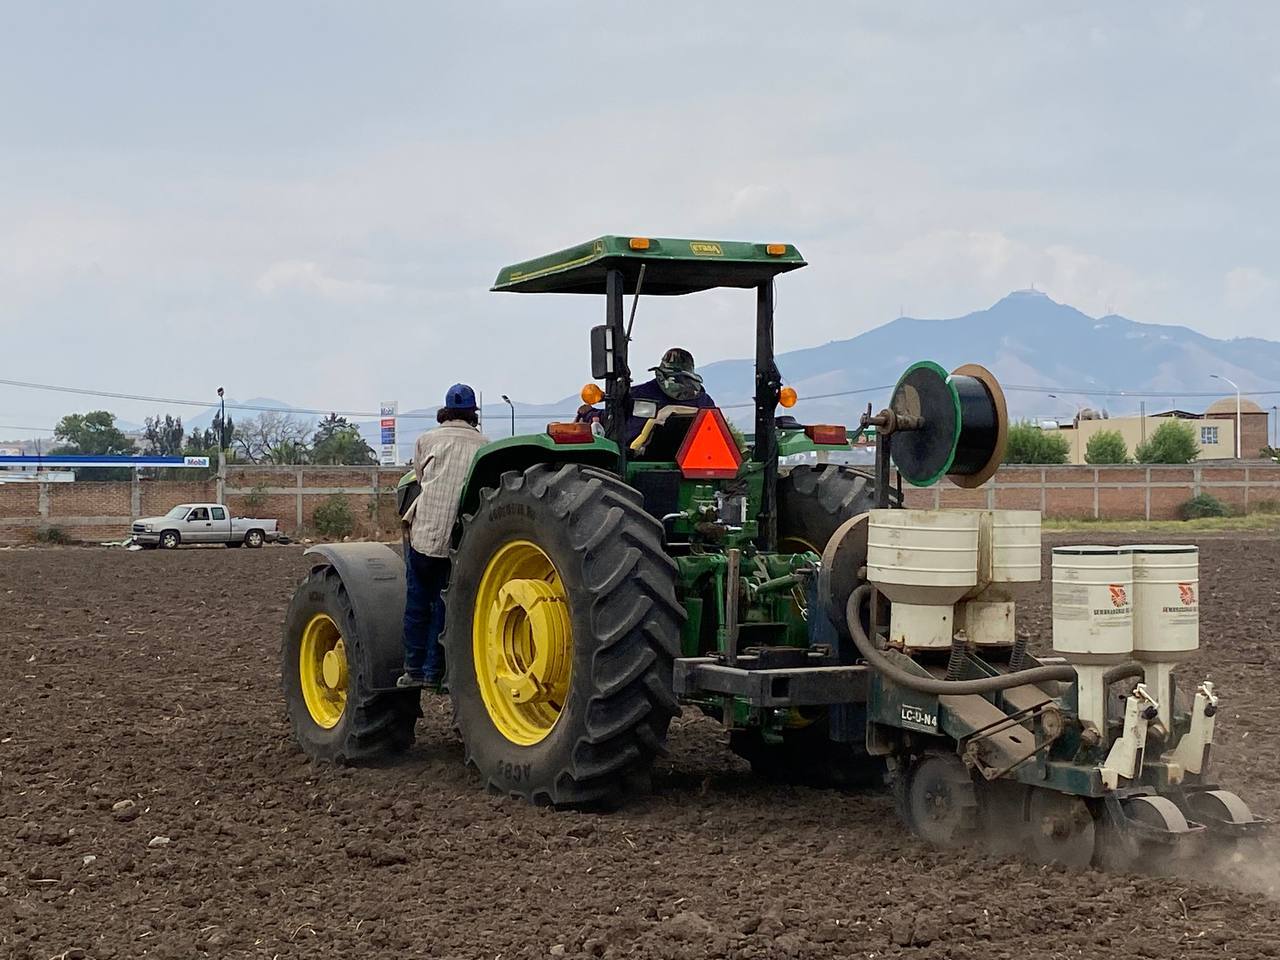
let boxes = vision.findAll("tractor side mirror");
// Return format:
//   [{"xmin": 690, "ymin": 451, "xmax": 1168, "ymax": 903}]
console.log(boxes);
[{"xmin": 590, "ymin": 324, "xmax": 615, "ymax": 380}]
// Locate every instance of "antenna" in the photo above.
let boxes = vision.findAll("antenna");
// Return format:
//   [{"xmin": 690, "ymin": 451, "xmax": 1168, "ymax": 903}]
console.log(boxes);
[{"xmin": 624, "ymin": 264, "xmax": 647, "ymax": 342}]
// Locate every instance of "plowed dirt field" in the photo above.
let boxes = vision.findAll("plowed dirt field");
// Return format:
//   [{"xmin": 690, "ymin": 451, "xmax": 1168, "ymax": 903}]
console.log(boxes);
[{"xmin": 3, "ymin": 535, "xmax": 1279, "ymax": 959}]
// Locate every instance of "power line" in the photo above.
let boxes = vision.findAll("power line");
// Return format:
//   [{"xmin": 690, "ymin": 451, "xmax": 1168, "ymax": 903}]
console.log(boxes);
[
  {"xmin": 0, "ymin": 376, "xmax": 521, "ymax": 420},
  {"xmin": 0, "ymin": 424, "xmax": 56, "ymax": 433},
  {"xmin": 1, "ymin": 373, "xmax": 1275, "ymax": 423},
  {"xmin": 0, "ymin": 376, "xmax": 432, "ymax": 420},
  {"xmin": 1002, "ymin": 384, "xmax": 1280, "ymax": 399},
  {"xmin": 0, "ymin": 374, "xmax": 895, "ymax": 420}
]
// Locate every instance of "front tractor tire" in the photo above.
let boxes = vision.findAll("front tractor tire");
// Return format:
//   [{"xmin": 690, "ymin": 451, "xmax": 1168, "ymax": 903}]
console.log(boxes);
[
  {"xmin": 443, "ymin": 463, "xmax": 683, "ymax": 806},
  {"xmin": 282, "ymin": 564, "xmax": 419, "ymax": 762}
]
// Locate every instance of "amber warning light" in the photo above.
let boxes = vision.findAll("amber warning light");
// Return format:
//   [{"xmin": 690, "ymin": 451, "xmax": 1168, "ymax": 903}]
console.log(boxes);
[
  {"xmin": 676, "ymin": 409, "xmax": 743, "ymax": 479},
  {"xmin": 805, "ymin": 424, "xmax": 848, "ymax": 445},
  {"xmin": 547, "ymin": 422, "xmax": 595, "ymax": 444}
]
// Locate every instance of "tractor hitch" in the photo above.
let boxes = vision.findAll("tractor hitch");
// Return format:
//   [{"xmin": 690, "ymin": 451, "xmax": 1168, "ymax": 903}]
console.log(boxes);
[{"xmin": 674, "ymin": 652, "xmax": 869, "ymax": 708}]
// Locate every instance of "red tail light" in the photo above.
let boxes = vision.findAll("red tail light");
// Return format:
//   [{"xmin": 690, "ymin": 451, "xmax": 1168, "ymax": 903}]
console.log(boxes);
[
  {"xmin": 805, "ymin": 424, "xmax": 848, "ymax": 445},
  {"xmin": 546, "ymin": 422, "xmax": 594, "ymax": 444},
  {"xmin": 676, "ymin": 409, "xmax": 743, "ymax": 479}
]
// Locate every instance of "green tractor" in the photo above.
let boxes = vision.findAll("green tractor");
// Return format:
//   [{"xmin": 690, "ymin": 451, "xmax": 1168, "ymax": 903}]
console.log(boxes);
[
  {"xmin": 284, "ymin": 235, "xmax": 882, "ymax": 799},
  {"xmin": 284, "ymin": 235, "xmax": 1265, "ymax": 866}
]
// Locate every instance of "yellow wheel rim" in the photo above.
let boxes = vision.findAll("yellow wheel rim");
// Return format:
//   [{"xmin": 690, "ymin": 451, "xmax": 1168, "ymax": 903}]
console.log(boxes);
[
  {"xmin": 299, "ymin": 612, "xmax": 348, "ymax": 729},
  {"xmin": 473, "ymin": 540, "xmax": 573, "ymax": 746}
]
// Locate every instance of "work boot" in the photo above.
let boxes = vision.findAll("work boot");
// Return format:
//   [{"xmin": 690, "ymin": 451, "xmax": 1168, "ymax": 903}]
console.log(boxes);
[{"xmin": 396, "ymin": 672, "xmax": 426, "ymax": 689}]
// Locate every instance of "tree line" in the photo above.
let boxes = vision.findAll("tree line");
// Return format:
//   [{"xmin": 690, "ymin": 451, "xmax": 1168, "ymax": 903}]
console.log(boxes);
[
  {"xmin": 1003, "ymin": 418, "xmax": 1206, "ymax": 465},
  {"xmin": 48, "ymin": 409, "xmax": 379, "ymax": 478}
]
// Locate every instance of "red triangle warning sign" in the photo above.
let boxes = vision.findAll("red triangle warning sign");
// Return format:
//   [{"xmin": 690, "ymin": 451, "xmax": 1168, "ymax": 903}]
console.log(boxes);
[{"xmin": 676, "ymin": 408, "xmax": 743, "ymax": 479}]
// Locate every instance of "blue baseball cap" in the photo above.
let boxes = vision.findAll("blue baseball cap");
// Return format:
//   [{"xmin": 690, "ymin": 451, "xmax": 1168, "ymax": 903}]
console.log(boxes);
[{"xmin": 444, "ymin": 383, "xmax": 477, "ymax": 410}]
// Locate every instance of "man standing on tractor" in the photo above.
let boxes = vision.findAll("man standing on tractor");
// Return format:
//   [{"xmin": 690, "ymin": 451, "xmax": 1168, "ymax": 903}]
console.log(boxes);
[
  {"xmin": 397, "ymin": 383, "xmax": 489, "ymax": 689},
  {"xmin": 625, "ymin": 347, "xmax": 716, "ymax": 442}
]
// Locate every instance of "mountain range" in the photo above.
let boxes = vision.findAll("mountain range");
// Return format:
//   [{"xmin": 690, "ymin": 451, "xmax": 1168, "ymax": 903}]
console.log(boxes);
[
  {"xmin": 18, "ymin": 292, "xmax": 1271, "ymax": 451},
  {"xmin": 493, "ymin": 290, "xmax": 1280, "ymax": 432}
]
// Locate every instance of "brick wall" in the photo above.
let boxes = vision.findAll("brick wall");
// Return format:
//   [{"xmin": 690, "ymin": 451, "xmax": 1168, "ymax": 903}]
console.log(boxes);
[
  {"xmin": 2, "ymin": 461, "xmax": 1278, "ymax": 543},
  {"xmin": 0, "ymin": 484, "xmax": 39, "ymax": 519},
  {"xmin": 141, "ymin": 480, "xmax": 216, "ymax": 515},
  {"xmin": 907, "ymin": 461, "xmax": 1280, "ymax": 520}
]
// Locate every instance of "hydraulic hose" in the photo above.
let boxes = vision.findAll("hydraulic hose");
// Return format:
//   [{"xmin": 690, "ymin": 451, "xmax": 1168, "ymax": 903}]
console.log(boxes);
[
  {"xmin": 1103, "ymin": 661, "xmax": 1145, "ymax": 686},
  {"xmin": 845, "ymin": 585, "xmax": 1078, "ymax": 695}
]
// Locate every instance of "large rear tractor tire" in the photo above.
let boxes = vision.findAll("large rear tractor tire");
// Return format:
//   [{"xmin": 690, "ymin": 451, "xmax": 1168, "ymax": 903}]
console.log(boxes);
[
  {"xmin": 776, "ymin": 463, "xmax": 881, "ymax": 555},
  {"xmin": 731, "ymin": 464, "xmax": 889, "ymax": 786},
  {"xmin": 283, "ymin": 564, "xmax": 420, "ymax": 762},
  {"xmin": 442, "ymin": 463, "xmax": 683, "ymax": 806}
]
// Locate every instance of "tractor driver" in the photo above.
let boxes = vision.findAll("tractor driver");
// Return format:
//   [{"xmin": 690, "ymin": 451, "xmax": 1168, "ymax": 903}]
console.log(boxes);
[{"xmin": 625, "ymin": 347, "xmax": 715, "ymax": 444}]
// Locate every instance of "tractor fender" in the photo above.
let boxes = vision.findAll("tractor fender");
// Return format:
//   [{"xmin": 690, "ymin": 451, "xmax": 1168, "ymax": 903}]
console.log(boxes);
[
  {"xmin": 459, "ymin": 434, "xmax": 619, "ymax": 518},
  {"xmin": 304, "ymin": 543, "xmax": 406, "ymax": 692}
]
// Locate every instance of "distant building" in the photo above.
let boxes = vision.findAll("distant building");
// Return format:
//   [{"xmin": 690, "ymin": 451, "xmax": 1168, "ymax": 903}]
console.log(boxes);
[
  {"xmin": 1055, "ymin": 395, "xmax": 1268, "ymax": 463},
  {"xmin": 1202, "ymin": 397, "xmax": 1269, "ymax": 457}
]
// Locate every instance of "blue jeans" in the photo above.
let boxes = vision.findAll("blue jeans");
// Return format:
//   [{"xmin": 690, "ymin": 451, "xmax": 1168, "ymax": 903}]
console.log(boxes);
[{"xmin": 403, "ymin": 548, "xmax": 450, "ymax": 681}]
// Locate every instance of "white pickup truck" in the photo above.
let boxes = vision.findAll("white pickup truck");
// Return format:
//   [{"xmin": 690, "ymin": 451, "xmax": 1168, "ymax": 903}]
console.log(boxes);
[{"xmin": 131, "ymin": 503, "xmax": 282, "ymax": 549}]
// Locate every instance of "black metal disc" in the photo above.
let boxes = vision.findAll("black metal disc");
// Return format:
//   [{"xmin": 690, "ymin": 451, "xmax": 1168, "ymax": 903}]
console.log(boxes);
[
  {"xmin": 889, "ymin": 361, "xmax": 960, "ymax": 487},
  {"xmin": 898, "ymin": 753, "xmax": 978, "ymax": 848},
  {"xmin": 1024, "ymin": 788, "xmax": 1097, "ymax": 868}
]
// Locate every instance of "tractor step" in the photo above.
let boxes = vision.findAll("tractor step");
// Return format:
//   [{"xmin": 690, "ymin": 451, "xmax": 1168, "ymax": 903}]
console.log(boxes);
[{"xmin": 674, "ymin": 655, "xmax": 869, "ymax": 707}]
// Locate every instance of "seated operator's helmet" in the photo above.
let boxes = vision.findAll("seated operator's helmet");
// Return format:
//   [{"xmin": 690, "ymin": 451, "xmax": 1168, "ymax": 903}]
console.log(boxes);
[{"xmin": 651, "ymin": 347, "xmax": 705, "ymax": 402}]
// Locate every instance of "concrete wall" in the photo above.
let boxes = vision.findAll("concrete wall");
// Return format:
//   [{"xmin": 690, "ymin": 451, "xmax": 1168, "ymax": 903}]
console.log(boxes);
[{"xmin": 2, "ymin": 461, "xmax": 1278, "ymax": 542}]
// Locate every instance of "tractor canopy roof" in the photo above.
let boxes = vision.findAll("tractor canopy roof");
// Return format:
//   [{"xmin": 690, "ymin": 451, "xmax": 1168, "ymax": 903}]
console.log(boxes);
[{"xmin": 491, "ymin": 236, "xmax": 806, "ymax": 295}]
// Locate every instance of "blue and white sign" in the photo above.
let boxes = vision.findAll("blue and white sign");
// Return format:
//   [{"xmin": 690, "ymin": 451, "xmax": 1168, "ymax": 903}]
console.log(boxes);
[
  {"xmin": 379, "ymin": 401, "xmax": 398, "ymax": 465},
  {"xmin": 0, "ymin": 455, "xmax": 214, "ymax": 469}
]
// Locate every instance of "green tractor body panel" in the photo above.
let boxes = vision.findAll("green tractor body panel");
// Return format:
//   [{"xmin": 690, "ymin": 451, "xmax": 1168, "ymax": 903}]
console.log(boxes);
[
  {"xmin": 492, "ymin": 236, "xmax": 806, "ymax": 295},
  {"xmin": 776, "ymin": 427, "xmax": 853, "ymax": 458},
  {"xmin": 458, "ymin": 433, "xmax": 620, "ymax": 516}
]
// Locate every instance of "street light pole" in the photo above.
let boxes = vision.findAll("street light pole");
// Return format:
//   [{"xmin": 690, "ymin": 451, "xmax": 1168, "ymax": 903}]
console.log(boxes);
[
  {"xmin": 1209, "ymin": 374, "xmax": 1241, "ymax": 458},
  {"xmin": 216, "ymin": 387, "xmax": 226, "ymax": 450},
  {"xmin": 500, "ymin": 395, "xmax": 515, "ymax": 437},
  {"xmin": 1272, "ymin": 405, "xmax": 1278, "ymax": 450}
]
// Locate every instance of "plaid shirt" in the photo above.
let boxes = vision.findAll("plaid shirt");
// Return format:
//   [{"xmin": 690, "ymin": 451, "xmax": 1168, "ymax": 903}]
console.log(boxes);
[{"xmin": 407, "ymin": 421, "xmax": 489, "ymax": 557}]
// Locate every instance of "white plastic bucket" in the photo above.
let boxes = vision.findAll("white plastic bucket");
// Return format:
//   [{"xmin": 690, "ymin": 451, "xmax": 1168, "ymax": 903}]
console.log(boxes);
[
  {"xmin": 1051, "ymin": 545, "xmax": 1134, "ymax": 663},
  {"xmin": 1130, "ymin": 544, "xmax": 1199, "ymax": 660},
  {"xmin": 988, "ymin": 510, "xmax": 1042, "ymax": 584},
  {"xmin": 866, "ymin": 509, "xmax": 980, "ymax": 604}
]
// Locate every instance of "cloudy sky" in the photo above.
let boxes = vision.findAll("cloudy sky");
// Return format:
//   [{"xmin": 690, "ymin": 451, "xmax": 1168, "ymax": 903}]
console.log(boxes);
[{"xmin": 1, "ymin": 3, "xmax": 1276, "ymax": 434}]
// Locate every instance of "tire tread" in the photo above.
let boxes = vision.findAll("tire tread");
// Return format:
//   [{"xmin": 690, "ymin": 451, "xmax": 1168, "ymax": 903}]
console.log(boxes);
[{"xmin": 445, "ymin": 463, "xmax": 682, "ymax": 805}]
